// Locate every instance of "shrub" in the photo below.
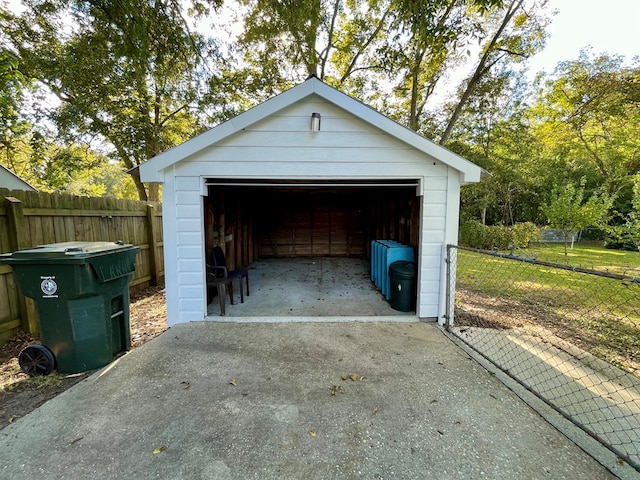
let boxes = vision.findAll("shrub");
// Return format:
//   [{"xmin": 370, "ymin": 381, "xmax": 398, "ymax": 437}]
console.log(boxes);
[
  {"xmin": 459, "ymin": 220, "xmax": 486, "ymax": 249},
  {"xmin": 459, "ymin": 221, "xmax": 540, "ymax": 250},
  {"xmin": 511, "ymin": 222, "xmax": 541, "ymax": 248}
]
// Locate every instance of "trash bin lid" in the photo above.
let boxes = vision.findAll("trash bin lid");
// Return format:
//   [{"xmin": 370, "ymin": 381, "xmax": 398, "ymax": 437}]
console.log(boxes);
[
  {"xmin": 0, "ymin": 241, "xmax": 135, "ymax": 264},
  {"xmin": 389, "ymin": 260, "xmax": 416, "ymax": 279}
]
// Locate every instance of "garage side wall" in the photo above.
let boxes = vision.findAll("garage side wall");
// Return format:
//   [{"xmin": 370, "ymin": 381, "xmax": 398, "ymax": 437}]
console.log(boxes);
[
  {"xmin": 163, "ymin": 173, "xmax": 207, "ymax": 326},
  {"xmin": 417, "ymin": 175, "xmax": 448, "ymax": 320}
]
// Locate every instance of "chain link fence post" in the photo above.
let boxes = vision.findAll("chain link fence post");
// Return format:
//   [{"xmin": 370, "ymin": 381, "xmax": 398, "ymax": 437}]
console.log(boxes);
[{"xmin": 444, "ymin": 244, "xmax": 456, "ymax": 330}]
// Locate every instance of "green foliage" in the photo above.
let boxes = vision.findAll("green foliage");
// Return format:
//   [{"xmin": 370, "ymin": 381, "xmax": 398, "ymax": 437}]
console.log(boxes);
[
  {"xmin": 534, "ymin": 52, "xmax": 640, "ymax": 202},
  {"xmin": 455, "ymin": 51, "xmax": 640, "ymax": 236},
  {"xmin": 459, "ymin": 220, "xmax": 539, "ymax": 250},
  {"xmin": 541, "ymin": 179, "xmax": 612, "ymax": 256},
  {"xmin": 605, "ymin": 174, "xmax": 640, "ymax": 252},
  {"xmin": 2, "ymin": 0, "xmax": 220, "ymax": 201},
  {"xmin": 511, "ymin": 221, "xmax": 541, "ymax": 247}
]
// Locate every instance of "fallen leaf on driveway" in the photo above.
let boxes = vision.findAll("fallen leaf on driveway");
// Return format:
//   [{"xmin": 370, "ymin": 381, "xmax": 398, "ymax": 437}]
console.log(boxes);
[
  {"xmin": 309, "ymin": 430, "xmax": 317, "ymax": 437},
  {"xmin": 330, "ymin": 385, "xmax": 344, "ymax": 395},
  {"xmin": 180, "ymin": 381, "xmax": 190, "ymax": 389},
  {"xmin": 153, "ymin": 445, "xmax": 167, "ymax": 455},
  {"xmin": 229, "ymin": 379, "xmax": 237, "ymax": 386}
]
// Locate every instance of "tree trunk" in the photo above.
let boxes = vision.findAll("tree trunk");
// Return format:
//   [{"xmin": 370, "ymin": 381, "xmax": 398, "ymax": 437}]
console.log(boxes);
[
  {"xmin": 129, "ymin": 167, "xmax": 148, "ymax": 201},
  {"xmin": 439, "ymin": 0, "xmax": 524, "ymax": 145},
  {"xmin": 409, "ymin": 47, "xmax": 426, "ymax": 131},
  {"xmin": 148, "ymin": 182, "xmax": 161, "ymax": 202}
]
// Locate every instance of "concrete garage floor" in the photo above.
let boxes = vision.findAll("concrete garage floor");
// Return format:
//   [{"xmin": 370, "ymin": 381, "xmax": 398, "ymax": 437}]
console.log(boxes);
[{"xmin": 207, "ymin": 257, "xmax": 414, "ymax": 320}]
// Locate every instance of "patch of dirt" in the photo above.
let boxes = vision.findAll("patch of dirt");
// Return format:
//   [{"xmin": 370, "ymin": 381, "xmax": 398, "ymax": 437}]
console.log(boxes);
[
  {"xmin": 454, "ymin": 287, "xmax": 640, "ymax": 377},
  {"xmin": 0, "ymin": 286, "xmax": 167, "ymax": 431}
]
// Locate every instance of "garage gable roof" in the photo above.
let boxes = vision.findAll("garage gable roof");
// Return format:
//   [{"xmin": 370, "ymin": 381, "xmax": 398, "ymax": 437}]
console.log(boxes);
[
  {"xmin": 0, "ymin": 164, "xmax": 38, "ymax": 191},
  {"xmin": 140, "ymin": 76, "xmax": 481, "ymax": 183}
]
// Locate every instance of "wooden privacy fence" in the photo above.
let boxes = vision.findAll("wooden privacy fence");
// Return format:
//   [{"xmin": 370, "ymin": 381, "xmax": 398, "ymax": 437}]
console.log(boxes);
[{"xmin": 0, "ymin": 188, "xmax": 164, "ymax": 342}]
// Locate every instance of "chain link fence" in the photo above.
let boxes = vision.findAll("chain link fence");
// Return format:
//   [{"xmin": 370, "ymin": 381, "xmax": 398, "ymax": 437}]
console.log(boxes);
[{"xmin": 445, "ymin": 245, "xmax": 640, "ymax": 472}]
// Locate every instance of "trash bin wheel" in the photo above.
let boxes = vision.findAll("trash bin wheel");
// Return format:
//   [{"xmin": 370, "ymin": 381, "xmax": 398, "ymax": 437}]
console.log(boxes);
[{"xmin": 18, "ymin": 345, "xmax": 55, "ymax": 377}]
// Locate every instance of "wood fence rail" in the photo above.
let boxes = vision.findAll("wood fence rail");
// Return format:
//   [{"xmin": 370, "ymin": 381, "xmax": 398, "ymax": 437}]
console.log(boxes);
[{"xmin": 0, "ymin": 188, "xmax": 164, "ymax": 343}]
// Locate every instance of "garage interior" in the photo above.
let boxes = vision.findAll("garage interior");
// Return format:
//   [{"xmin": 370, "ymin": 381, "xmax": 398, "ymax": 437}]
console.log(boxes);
[{"xmin": 204, "ymin": 179, "xmax": 421, "ymax": 317}]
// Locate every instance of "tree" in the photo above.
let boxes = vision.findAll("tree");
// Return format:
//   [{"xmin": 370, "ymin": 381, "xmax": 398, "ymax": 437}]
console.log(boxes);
[
  {"xmin": 2, "ymin": 0, "xmax": 221, "ymax": 201},
  {"xmin": 439, "ymin": 0, "xmax": 550, "ymax": 144},
  {"xmin": 234, "ymin": 0, "xmax": 551, "ymax": 134},
  {"xmin": 237, "ymin": 0, "xmax": 332, "ymax": 82},
  {"xmin": 541, "ymin": 179, "xmax": 611, "ymax": 256},
  {"xmin": 607, "ymin": 174, "xmax": 640, "ymax": 252},
  {"xmin": 0, "ymin": 45, "xmax": 32, "ymax": 178},
  {"xmin": 535, "ymin": 52, "xmax": 640, "ymax": 204}
]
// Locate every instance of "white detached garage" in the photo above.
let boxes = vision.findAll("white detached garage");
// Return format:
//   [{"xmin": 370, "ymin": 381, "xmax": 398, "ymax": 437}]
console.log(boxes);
[{"xmin": 140, "ymin": 77, "xmax": 481, "ymax": 327}]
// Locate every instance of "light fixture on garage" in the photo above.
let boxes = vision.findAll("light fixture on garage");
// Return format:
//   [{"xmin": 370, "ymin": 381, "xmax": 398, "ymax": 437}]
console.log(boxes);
[{"xmin": 311, "ymin": 112, "xmax": 321, "ymax": 132}]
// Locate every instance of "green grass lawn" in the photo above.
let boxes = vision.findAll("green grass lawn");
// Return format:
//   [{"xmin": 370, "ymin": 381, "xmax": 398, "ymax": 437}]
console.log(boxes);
[
  {"xmin": 454, "ymin": 244, "xmax": 640, "ymax": 375},
  {"xmin": 522, "ymin": 242, "xmax": 640, "ymax": 277}
]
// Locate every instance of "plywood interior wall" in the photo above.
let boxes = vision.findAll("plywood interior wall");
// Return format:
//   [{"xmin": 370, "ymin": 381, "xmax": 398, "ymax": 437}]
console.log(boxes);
[{"xmin": 204, "ymin": 185, "xmax": 419, "ymax": 269}]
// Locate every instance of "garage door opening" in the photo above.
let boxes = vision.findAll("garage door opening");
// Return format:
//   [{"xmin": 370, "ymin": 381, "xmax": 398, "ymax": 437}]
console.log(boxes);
[{"xmin": 203, "ymin": 179, "xmax": 421, "ymax": 317}]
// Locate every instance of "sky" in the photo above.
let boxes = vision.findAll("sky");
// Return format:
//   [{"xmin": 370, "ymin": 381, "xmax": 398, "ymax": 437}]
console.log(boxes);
[{"xmin": 528, "ymin": 0, "xmax": 640, "ymax": 74}]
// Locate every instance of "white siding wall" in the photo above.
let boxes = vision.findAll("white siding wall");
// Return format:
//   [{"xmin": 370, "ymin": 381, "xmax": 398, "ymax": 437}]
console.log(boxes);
[
  {"xmin": 0, "ymin": 167, "xmax": 36, "ymax": 191},
  {"xmin": 417, "ymin": 176, "xmax": 448, "ymax": 320},
  {"xmin": 160, "ymin": 173, "xmax": 179, "ymax": 326},
  {"xmin": 166, "ymin": 96, "xmax": 457, "ymax": 324},
  {"xmin": 438, "ymin": 169, "xmax": 462, "ymax": 324},
  {"xmin": 178, "ymin": 99, "xmax": 447, "ymax": 178},
  {"xmin": 166, "ymin": 174, "xmax": 206, "ymax": 326}
]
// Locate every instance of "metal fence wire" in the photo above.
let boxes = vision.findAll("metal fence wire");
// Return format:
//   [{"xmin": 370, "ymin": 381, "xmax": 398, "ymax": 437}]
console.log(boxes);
[{"xmin": 445, "ymin": 245, "xmax": 640, "ymax": 472}]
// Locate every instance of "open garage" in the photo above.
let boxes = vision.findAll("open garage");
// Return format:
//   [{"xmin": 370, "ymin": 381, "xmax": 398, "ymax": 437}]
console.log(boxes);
[{"xmin": 139, "ymin": 77, "xmax": 481, "ymax": 326}]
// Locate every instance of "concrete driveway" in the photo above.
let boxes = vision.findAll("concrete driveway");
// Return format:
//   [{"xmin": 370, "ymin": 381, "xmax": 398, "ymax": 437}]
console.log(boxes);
[{"xmin": 0, "ymin": 322, "xmax": 622, "ymax": 479}]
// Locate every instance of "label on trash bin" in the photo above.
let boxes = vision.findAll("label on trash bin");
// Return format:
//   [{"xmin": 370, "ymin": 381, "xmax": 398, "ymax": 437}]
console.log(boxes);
[{"xmin": 40, "ymin": 276, "xmax": 58, "ymax": 298}]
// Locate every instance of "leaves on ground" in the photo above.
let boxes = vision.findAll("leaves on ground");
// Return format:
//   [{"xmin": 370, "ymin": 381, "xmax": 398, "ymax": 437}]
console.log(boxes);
[
  {"xmin": 229, "ymin": 379, "xmax": 237, "ymax": 386},
  {"xmin": 330, "ymin": 385, "xmax": 344, "ymax": 395},
  {"xmin": 153, "ymin": 445, "xmax": 167, "ymax": 455}
]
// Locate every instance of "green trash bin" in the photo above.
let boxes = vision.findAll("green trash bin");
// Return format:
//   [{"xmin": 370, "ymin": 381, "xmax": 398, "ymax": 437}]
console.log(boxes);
[
  {"xmin": 0, "ymin": 241, "xmax": 140, "ymax": 375},
  {"xmin": 389, "ymin": 260, "xmax": 416, "ymax": 312}
]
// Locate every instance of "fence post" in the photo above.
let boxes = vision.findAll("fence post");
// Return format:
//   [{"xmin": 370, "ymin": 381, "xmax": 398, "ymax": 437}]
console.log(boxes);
[
  {"xmin": 444, "ymin": 244, "xmax": 454, "ymax": 330},
  {"xmin": 4, "ymin": 196, "xmax": 39, "ymax": 336},
  {"xmin": 5, "ymin": 196, "xmax": 29, "ymax": 251},
  {"xmin": 146, "ymin": 204, "xmax": 159, "ymax": 286}
]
